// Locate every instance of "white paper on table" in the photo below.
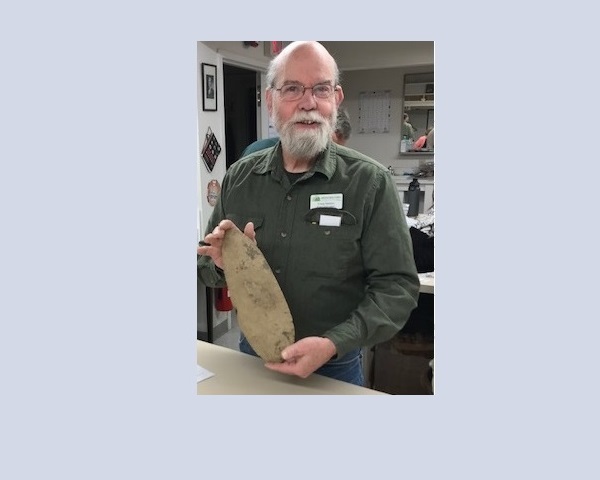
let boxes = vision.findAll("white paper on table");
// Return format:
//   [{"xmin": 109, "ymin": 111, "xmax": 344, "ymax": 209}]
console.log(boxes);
[
  {"xmin": 405, "ymin": 217, "xmax": 418, "ymax": 227},
  {"xmin": 197, "ymin": 364, "xmax": 215, "ymax": 383}
]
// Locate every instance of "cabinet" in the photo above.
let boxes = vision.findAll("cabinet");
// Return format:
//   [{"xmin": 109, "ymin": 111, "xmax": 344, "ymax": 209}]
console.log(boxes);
[
  {"xmin": 403, "ymin": 73, "xmax": 434, "ymax": 110},
  {"xmin": 403, "ymin": 82, "xmax": 434, "ymax": 109}
]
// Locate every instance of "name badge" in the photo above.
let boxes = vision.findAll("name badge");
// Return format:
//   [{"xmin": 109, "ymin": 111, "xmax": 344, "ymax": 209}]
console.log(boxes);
[
  {"xmin": 319, "ymin": 214, "xmax": 342, "ymax": 227},
  {"xmin": 310, "ymin": 193, "xmax": 343, "ymax": 210}
]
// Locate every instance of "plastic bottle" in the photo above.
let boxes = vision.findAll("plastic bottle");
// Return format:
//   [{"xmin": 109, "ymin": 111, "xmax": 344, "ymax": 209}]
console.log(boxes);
[
  {"xmin": 407, "ymin": 178, "xmax": 420, "ymax": 217},
  {"xmin": 400, "ymin": 135, "xmax": 408, "ymax": 153}
]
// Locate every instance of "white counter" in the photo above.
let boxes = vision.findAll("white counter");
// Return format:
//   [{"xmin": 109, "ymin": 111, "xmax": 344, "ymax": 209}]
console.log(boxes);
[
  {"xmin": 197, "ymin": 341, "xmax": 387, "ymax": 395},
  {"xmin": 418, "ymin": 272, "xmax": 434, "ymax": 294}
]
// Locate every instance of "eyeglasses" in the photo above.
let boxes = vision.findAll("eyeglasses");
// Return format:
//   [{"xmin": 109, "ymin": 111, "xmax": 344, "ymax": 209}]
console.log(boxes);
[{"xmin": 274, "ymin": 83, "xmax": 337, "ymax": 101}]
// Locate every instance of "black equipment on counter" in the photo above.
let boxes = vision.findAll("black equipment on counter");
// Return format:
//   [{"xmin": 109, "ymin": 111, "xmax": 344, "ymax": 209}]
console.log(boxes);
[{"xmin": 407, "ymin": 178, "xmax": 420, "ymax": 217}]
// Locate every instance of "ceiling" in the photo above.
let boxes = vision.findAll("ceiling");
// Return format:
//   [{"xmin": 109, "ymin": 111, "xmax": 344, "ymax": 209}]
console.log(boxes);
[{"xmin": 318, "ymin": 41, "xmax": 434, "ymax": 71}]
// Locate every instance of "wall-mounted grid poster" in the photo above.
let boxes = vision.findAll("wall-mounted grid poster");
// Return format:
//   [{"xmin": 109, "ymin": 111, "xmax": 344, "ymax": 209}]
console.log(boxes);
[{"xmin": 358, "ymin": 90, "xmax": 391, "ymax": 134}]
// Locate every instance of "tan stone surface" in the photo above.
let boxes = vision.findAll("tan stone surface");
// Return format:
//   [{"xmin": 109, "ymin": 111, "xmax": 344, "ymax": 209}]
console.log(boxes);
[{"xmin": 222, "ymin": 228, "xmax": 295, "ymax": 362}]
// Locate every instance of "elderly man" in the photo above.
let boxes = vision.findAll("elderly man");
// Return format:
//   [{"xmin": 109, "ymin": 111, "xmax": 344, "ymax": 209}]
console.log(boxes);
[{"xmin": 198, "ymin": 41, "xmax": 419, "ymax": 386}]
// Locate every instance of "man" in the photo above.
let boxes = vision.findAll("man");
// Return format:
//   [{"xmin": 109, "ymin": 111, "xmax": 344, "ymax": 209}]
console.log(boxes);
[
  {"xmin": 239, "ymin": 107, "xmax": 352, "ymax": 158},
  {"xmin": 402, "ymin": 112, "xmax": 416, "ymax": 140},
  {"xmin": 197, "ymin": 41, "xmax": 419, "ymax": 386}
]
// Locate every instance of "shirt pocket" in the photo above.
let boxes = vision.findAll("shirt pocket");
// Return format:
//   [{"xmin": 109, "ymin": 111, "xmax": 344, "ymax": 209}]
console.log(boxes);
[{"xmin": 299, "ymin": 209, "xmax": 361, "ymax": 278}]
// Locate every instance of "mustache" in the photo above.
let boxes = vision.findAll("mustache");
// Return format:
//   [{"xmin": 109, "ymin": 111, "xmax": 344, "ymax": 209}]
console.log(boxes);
[{"xmin": 288, "ymin": 111, "xmax": 328, "ymax": 124}]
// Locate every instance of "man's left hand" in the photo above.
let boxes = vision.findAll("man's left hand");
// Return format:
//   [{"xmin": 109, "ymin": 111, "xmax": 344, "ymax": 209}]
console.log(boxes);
[{"xmin": 264, "ymin": 336, "xmax": 337, "ymax": 378}]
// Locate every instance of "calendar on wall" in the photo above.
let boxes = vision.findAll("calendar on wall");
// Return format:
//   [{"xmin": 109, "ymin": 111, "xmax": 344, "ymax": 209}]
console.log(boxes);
[{"xmin": 358, "ymin": 90, "xmax": 391, "ymax": 134}]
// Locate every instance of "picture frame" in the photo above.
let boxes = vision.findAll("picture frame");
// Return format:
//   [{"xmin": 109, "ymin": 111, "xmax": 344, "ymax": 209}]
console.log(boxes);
[{"xmin": 201, "ymin": 63, "xmax": 217, "ymax": 111}]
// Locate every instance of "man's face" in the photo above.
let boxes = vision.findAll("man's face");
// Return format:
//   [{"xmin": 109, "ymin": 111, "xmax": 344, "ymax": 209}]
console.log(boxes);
[{"xmin": 267, "ymin": 48, "xmax": 343, "ymax": 159}]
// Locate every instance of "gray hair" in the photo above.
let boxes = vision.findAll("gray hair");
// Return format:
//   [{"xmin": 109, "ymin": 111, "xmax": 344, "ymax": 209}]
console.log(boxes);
[{"xmin": 335, "ymin": 107, "xmax": 351, "ymax": 140}]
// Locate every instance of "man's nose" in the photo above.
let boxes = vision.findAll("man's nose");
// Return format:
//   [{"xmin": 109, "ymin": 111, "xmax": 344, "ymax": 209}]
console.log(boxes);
[{"xmin": 297, "ymin": 87, "xmax": 318, "ymax": 109}]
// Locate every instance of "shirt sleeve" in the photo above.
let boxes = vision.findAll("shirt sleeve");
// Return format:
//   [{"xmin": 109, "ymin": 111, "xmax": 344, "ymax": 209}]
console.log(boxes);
[
  {"xmin": 197, "ymin": 179, "xmax": 228, "ymax": 288},
  {"xmin": 321, "ymin": 170, "xmax": 420, "ymax": 357}
]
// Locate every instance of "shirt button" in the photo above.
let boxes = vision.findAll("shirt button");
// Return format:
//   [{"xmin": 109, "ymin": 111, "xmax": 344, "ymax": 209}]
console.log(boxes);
[
  {"xmin": 275, "ymin": 268, "xmax": 281, "ymax": 274},
  {"xmin": 286, "ymin": 195, "xmax": 292, "ymax": 201},
  {"xmin": 324, "ymin": 230, "xmax": 331, "ymax": 235},
  {"xmin": 280, "ymin": 232, "xmax": 287, "ymax": 238}
]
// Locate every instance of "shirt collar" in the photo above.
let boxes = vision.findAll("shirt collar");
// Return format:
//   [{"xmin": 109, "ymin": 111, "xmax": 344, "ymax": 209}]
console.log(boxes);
[{"xmin": 252, "ymin": 141, "xmax": 338, "ymax": 180}]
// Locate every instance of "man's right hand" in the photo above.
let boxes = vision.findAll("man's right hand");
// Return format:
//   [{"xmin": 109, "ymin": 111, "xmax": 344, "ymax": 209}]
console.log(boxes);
[{"xmin": 197, "ymin": 220, "xmax": 256, "ymax": 270}]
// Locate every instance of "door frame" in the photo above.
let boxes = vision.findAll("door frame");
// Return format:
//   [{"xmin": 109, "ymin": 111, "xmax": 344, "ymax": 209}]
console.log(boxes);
[{"xmin": 219, "ymin": 51, "xmax": 270, "ymax": 140}]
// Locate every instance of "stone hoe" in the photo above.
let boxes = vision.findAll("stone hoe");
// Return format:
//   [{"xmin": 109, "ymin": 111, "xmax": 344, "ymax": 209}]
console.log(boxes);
[{"xmin": 221, "ymin": 228, "xmax": 295, "ymax": 363}]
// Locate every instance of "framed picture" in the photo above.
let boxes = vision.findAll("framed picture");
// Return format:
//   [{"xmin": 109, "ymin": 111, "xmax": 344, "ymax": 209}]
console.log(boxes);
[{"xmin": 201, "ymin": 63, "xmax": 217, "ymax": 111}]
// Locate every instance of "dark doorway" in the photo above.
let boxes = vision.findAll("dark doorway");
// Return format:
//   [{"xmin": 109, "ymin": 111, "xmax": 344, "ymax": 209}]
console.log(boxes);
[{"xmin": 223, "ymin": 64, "xmax": 258, "ymax": 168}]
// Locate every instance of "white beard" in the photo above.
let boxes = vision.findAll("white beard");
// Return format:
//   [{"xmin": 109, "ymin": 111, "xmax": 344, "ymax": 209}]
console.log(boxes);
[{"xmin": 273, "ymin": 109, "xmax": 336, "ymax": 159}]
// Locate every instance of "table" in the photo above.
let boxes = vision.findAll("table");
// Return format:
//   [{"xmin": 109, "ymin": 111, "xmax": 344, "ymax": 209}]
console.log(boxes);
[
  {"xmin": 197, "ymin": 341, "xmax": 387, "ymax": 395},
  {"xmin": 418, "ymin": 272, "xmax": 434, "ymax": 294}
]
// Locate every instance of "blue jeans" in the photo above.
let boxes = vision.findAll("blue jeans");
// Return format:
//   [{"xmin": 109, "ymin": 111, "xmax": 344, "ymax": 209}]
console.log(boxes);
[{"xmin": 239, "ymin": 335, "xmax": 364, "ymax": 386}]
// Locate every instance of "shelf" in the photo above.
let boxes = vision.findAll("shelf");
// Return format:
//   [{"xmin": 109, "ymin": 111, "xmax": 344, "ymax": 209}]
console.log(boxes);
[{"xmin": 404, "ymin": 100, "xmax": 434, "ymax": 108}]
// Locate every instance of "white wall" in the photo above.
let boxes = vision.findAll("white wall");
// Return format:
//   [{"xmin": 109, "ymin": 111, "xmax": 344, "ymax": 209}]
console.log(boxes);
[
  {"xmin": 196, "ymin": 42, "xmax": 229, "ymax": 332},
  {"xmin": 201, "ymin": 41, "xmax": 280, "ymax": 68},
  {"xmin": 197, "ymin": 42, "xmax": 279, "ymax": 333},
  {"xmin": 196, "ymin": 42, "xmax": 227, "ymax": 237},
  {"xmin": 320, "ymin": 41, "xmax": 433, "ymax": 70},
  {"xmin": 341, "ymin": 65, "xmax": 433, "ymax": 174}
]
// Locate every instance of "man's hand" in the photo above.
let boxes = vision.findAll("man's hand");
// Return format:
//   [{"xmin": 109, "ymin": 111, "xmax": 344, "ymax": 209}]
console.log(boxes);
[
  {"xmin": 264, "ymin": 336, "xmax": 337, "ymax": 378},
  {"xmin": 197, "ymin": 220, "xmax": 256, "ymax": 269}
]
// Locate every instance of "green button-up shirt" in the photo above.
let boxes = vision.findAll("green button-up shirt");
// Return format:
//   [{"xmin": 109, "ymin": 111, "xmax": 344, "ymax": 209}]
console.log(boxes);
[{"xmin": 198, "ymin": 141, "xmax": 419, "ymax": 358}]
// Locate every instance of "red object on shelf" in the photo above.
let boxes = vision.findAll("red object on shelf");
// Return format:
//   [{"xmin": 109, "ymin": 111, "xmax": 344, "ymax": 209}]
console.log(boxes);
[{"xmin": 215, "ymin": 287, "xmax": 233, "ymax": 311}]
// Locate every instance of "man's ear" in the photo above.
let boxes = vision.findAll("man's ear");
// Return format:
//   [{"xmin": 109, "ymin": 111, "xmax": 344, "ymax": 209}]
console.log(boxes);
[
  {"xmin": 335, "ymin": 85, "xmax": 344, "ymax": 106},
  {"xmin": 266, "ymin": 88, "xmax": 274, "ymax": 116}
]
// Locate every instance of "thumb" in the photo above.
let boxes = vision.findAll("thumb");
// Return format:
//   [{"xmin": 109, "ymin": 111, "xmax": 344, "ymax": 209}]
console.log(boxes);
[
  {"xmin": 280, "ymin": 344, "xmax": 300, "ymax": 361},
  {"xmin": 243, "ymin": 222, "xmax": 256, "ymax": 242}
]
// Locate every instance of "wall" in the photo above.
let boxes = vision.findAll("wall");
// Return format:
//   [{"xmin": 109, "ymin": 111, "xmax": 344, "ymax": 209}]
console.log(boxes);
[
  {"xmin": 201, "ymin": 41, "xmax": 283, "ymax": 68},
  {"xmin": 198, "ymin": 41, "xmax": 279, "ymax": 333},
  {"xmin": 341, "ymin": 65, "xmax": 434, "ymax": 174},
  {"xmin": 197, "ymin": 42, "xmax": 227, "ymax": 237},
  {"xmin": 197, "ymin": 42, "xmax": 229, "ymax": 332},
  {"xmin": 320, "ymin": 41, "xmax": 433, "ymax": 70}
]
